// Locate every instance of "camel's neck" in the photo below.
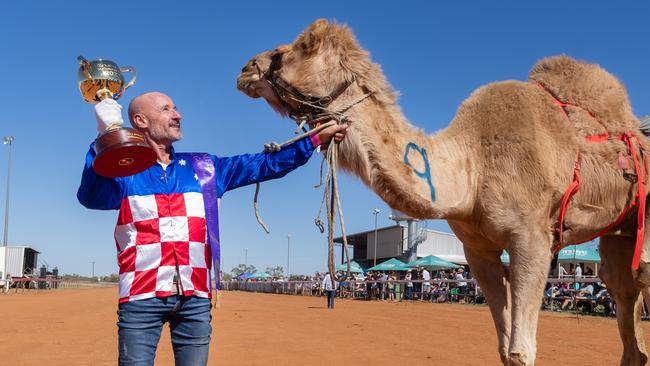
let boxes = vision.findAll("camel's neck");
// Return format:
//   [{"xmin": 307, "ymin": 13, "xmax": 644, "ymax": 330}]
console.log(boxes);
[{"xmin": 336, "ymin": 87, "xmax": 476, "ymax": 220}]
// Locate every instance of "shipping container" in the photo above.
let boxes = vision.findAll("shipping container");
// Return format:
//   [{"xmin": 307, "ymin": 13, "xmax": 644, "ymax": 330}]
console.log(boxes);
[{"xmin": 0, "ymin": 246, "xmax": 39, "ymax": 279}]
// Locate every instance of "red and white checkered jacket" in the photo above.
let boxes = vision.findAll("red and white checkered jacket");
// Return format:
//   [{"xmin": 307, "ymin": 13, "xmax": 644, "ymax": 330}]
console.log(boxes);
[
  {"xmin": 77, "ymin": 138, "xmax": 316, "ymax": 303},
  {"xmin": 115, "ymin": 192, "xmax": 212, "ymax": 303}
]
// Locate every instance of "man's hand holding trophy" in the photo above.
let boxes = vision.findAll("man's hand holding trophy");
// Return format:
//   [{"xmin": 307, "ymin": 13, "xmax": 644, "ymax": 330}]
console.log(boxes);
[{"xmin": 77, "ymin": 56, "xmax": 156, "ymax": 178}]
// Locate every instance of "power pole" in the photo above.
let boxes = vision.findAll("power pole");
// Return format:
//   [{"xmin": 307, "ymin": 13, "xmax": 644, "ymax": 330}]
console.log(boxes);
[
  {"xmin": 3, "ymin": 136, "xmax": 14, "ymax": 247},
  {"xmin": 287, "ymin": 234, "xmax": 291, "ymax": 278},
  {"xmin": 90, "ymin": 261, "xmax": 95, "ymax": 278},
  {"xmin": 372, "ymin": 208, "xmax": 380, "ymax": 266}
]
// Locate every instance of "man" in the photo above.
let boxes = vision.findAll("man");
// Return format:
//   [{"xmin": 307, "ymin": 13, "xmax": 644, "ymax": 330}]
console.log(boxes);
[
  {"xmin": 421, "ymin": 267, "xmax": 431, "ymax": 300},
  {"xmin": 574, "ymin": 264, "xmax": 583, "ymax": 290},
  {"xmin": 379, "ymin": 271, "xmax": 388, "ymax": 300},
  {"xmin": 322, "ymin": 271, "xmax": 337, "ymax": 309},
  {"xmin": 77, "ymin": 93, "xmax": 347, "ymax": 365},
  {"xmin": 412, "ymin": 266, "xmax": 421, "ymax": 299},
  {"xmin": 455, "ymin": 268, "xmax": 468, "ymax": 293},
  {"xmin": 404, "ymin": 269, "xmax": 413, "ymax": 300}
]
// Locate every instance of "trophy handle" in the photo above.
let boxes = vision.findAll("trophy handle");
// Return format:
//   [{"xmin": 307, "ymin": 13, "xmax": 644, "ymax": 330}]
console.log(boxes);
[
  {"xmin": 120, "ymin": 66, "xmax": 137, "ymax": 92},
  {"xmin": 78, "ymin": 56, "xmax": 93, "ymax": 80}
]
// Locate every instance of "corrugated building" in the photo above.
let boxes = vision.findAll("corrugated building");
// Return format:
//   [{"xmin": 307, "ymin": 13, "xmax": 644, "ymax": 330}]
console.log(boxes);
[
  {"xmin": 0, "ymin": 245, "xmax": 39, "ymax": 278},
  {"xmin": 334, "ymin": 225, "xmax": 466, "ymax": 268}
]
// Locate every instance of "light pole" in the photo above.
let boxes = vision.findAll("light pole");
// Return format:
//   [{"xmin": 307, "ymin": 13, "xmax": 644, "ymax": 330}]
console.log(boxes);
[
  {"xmin": 90, "ymin": 261, "xmax": 95, "ymax": 278},
  {"xmin": 372, "ymin": 208, "xmax": 380, "ymax": 266},
  {"xmin": 3, "ymin": 136, "xmax": 14, "ymax": 247},
  {"xmin": 287, "ymin": 234, "xmax": 291, "ymax": 278},
  {"xmin": 244, "ymin": 248, "xmax": 248, "ymax": 268}
]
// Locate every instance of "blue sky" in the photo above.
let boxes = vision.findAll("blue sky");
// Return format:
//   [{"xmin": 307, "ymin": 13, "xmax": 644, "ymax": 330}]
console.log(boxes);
[{"xmin": 0, "ymin": 1, "xmax": 648, "ymax": 276}]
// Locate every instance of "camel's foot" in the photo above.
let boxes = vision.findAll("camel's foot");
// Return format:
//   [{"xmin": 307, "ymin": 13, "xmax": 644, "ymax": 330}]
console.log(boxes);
[
  {"xmin": 508, "ymin": 352, "xmax": 532, "ymax": 366},
  {"xmin": 620, "ymin": 352, "xmax": 648, "ymax": 366},
  {"xmin": 633, "ymin": 261, "xmax": 650, "ymax": 289}
]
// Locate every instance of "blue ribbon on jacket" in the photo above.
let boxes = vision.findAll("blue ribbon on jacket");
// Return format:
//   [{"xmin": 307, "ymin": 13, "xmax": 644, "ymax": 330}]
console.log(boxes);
[{"xmin": 184, "ymin": 153, "xmax": 221, "ymax": 291}]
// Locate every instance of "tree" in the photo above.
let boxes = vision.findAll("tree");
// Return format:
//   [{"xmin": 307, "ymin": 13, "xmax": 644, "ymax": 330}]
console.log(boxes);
[
  {"xmin": 265, "ymin": 266, "xmax": 284, "ymax": 277},
  {"xmin": 230, "ymin": 264, "xmax": 257, "ymax": 277},
  {"xmin": 101, "ymin": 273, "xmax": 119, "ymax": 282}
]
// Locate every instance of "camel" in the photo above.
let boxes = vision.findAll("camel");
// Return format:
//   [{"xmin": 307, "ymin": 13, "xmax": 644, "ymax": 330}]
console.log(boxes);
[{"xmin": 236, "ymin": 19, "xmax": 650, "ymax": 365}]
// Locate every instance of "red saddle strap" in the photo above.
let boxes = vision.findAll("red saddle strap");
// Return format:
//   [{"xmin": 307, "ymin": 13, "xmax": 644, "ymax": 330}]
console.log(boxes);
[{"xmin": 537, "ymin": 83, "xmax": 647, "ymax": 270}]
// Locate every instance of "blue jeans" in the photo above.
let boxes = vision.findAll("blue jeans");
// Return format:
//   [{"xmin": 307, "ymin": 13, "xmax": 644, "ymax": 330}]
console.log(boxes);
[
  {"xmin": 326, "ymin": 290, "xmax": 336, "ymax": 308},
  {"xmin": 118, "ymin": 296, "xmax": 212, "ymax": 366}
]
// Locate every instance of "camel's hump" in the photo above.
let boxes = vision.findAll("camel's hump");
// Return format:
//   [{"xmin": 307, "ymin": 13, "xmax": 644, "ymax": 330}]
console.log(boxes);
[{"xmin": 528, "ymin": 55, "xmax": 637, "ymax": 134}]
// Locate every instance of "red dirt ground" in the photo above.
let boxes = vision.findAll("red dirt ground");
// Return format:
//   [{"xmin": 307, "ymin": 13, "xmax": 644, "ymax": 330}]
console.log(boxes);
[{"xmin": 0, "ymin": 287, "xmax": 646, "ymax": 365}]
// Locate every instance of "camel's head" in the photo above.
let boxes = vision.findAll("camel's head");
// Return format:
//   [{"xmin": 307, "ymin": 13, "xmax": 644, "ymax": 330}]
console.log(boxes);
[
  {"xmin": 237, "ymin": 19, "xmax": 394, "ymax": 123},
  {"xmin": 236, "ymin": 45, "xmax": 289, "ymax": 104}
]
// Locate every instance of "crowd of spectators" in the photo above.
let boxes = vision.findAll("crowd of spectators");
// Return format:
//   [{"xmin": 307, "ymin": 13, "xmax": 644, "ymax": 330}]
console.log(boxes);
[
  {"xmin": 227, "ymin": 264, "xmax": 650, "ymax": 318},
  {"xmin": 302, "ymin": 267, "xmax": 482, "ymax": 304}
]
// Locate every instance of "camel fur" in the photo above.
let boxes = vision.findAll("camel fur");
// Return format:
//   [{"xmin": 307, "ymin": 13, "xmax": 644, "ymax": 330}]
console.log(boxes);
[{"xmin": 236, "ymin": 19, "xmax": 650, "ymax": 365}]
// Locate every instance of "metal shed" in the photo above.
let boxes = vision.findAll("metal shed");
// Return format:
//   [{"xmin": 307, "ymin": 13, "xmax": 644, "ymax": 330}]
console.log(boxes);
[{"xmin": 0, "ymin": 245, "xmax": 40, "ymax": 278}]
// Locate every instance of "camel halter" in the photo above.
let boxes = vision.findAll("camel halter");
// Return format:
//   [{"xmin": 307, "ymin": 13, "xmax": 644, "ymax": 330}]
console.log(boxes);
[
  {"xmin": 264, "ymin": 52, "xmax": 358, "ymax": 125},
  {"xmin": 253, "ymin": 56, "xmax": 372, "ymax": 283},
  {"xmin": 537, "ymin": 82, "xmax": 647, "ymax": 270}
]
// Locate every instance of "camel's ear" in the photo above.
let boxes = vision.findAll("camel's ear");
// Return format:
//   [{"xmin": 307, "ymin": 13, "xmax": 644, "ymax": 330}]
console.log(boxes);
[{"xmin": 298, "ymin": 19, "xmax": 330, "ymax": 54}]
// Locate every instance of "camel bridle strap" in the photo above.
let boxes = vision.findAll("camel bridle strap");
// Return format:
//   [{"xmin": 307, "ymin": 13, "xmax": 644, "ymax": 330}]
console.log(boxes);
[
  {"xmin": 251, "ymin": 54, "xmax": 376, "ymax": 281},
  {"xmin": 537, "ymin": 82, "xmax": 647, "ymax": 270},
  {"xmin": 265, "ymin": 52, "xmax": 361, "ymax": 127},
  {"xmin": 251, "ymin": 122, "xmax": 353, "ymax": 284}
]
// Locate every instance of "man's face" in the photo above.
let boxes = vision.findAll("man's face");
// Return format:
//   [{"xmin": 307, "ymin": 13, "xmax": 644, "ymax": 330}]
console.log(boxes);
[{"xmin": 141, "ymin": 93, "xmax": 183, "ymax": 144}]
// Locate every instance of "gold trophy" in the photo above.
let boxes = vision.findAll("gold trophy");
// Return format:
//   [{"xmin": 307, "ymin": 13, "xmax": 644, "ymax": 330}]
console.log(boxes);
[{"xmin": 77, "ymin": 56, "xmax": 156, "ymax": 177}]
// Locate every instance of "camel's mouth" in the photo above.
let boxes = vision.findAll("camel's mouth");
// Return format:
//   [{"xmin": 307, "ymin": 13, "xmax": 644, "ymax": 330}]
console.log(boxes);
[
  {"xmin": 236, "ymin": 70, "xmax": 263, "ymax": 99},
  {"xmin": 237, "ymin": 70, "xmax": 293, "ymax": 118},
  {"xmin": 238, "ymin": 46, "xmax": 305, "ymax": 121}
]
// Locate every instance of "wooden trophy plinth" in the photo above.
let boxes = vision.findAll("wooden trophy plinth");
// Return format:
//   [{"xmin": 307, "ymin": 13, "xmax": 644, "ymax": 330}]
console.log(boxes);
[{"xmin": 93, "ymin": 128, "xmax": 157, "ymax": 178}]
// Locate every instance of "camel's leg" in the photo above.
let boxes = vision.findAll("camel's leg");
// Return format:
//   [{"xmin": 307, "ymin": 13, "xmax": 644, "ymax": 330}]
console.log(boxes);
[
  {"xmin": 506, "ymin": 228, "xmax": 553, "ymax": 366},
  {"xmin": 465, "ymin": 245, "xmax": 511, "ymax": 364},
  {"xmin": 450, "ymin": 223, "xmax": 511, "ymax": 364},
  {"xmin": 600, "ymin": 235, "xmax": 649, "ymax": 365}
]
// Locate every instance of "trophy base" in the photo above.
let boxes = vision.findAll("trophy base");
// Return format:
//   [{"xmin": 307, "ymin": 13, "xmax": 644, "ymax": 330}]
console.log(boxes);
[{"xmin": 93, "ymin": 128, "xmax": 157, "ymax": 178}]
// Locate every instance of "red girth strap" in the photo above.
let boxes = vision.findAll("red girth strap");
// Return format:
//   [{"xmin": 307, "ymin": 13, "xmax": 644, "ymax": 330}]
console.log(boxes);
[
  {"xmin": 537, "ymin": 83, "xmax": 647, "ymax": 270},
  {"xmin": 555, "ymin": 152, "xmax": 581, "ymax": 245},
  {"xmin": 622, "ymin": 133, "xmax": 647, "ymax": 270}
]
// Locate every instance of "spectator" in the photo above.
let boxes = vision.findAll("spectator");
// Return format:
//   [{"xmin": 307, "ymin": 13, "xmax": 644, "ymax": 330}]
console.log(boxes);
[
  {"xmin": 387, "ymin": 272, "xmax": 396, "ymax": 301},
  {"xmin": 561, "ymin": 282, "xmax": 593, "ymax": 311},
  {"xmin": 455, "ymin": 268, "xmax": 468, "ymax": 296},
  {"xmin": 594, "ymin": 284, "xmax": 613, "ymax": 315},
  {"xmin": 574, "ymin": 264, "xmax": 583, "ymax": 290},
  {"xmin": 432, "ymin": 283, "xmax": 449, "ymax": 303},
  {"xmin": 365, "ymin": 272, "xmax": 373, "ymax": 300},
  {"xmin": 379, "ymin": 271, "xmax": 388, "ymax": 301},
  {"xmin": 322, "ymin": 272, "xmax": 337, "ymax": 309},
  {"xmin": 421, "ymin": 268, "xmax": 431, "ymax": 301},
  {"xmin": 339, "ymin": 272, "xmax": 349, "ymax": 298},
  {"xmin": 412, "ymin": 267, "xmax": 421, "ymax": 299},
  {"xmin": 405, "ymin": 270, "xmax": 414, "ymax": 300},
  {"xmin": 437, "ymin": 270, "xmax": 446, "ymax": 280}
]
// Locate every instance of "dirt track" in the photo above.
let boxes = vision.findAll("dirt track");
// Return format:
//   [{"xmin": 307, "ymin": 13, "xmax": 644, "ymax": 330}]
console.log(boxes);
[{"xmin": 0, "ymin": 287, "xmax": 645, "ymax": 365}]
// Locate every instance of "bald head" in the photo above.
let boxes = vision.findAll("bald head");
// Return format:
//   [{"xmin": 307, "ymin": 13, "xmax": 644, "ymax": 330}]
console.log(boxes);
[
  {"xmin": 128, "ymin": 92, "xmax": 170, "ymax": 126},
  {"xmin": 127, "ymin": 92, "xmax": 183, "ymax": 145}
]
